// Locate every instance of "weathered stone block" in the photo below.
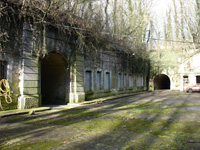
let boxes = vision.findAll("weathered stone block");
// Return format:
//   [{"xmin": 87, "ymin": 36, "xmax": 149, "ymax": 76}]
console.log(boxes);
[
  {"xmin": 76, "ymin": 76, "xmax": 84, "ymax": 82},
  {"xmin": 23, "ymin": 43, "xmax": 33, "ymax": 51},
  {"xmin": 76, "ymin": 66, "xmax": 85, "ymax": 71},
  {"xmin": 18, "ymin": 95, "xmax": 40, "ymax": 109},
  {"xmin": 24, "ymin": 97, "xmax": 39, "ymax": 109},
  {"xmin": 24, "ymin": 73, "xmax": 39, "ymax": 80},
  {"xmin": 71, "ymin": 81, "xmax": 84, "ymax": 87},
  {"xmin": 71, "ymin": 87, "xmax": 84, "ymax": 92},
  {"xmin": 24, "ymin": 66, "xmax": 39, "ymax": 74},
  {"xmin": 69, "ymin": 92, "xmax": 85, "ymax": 103},
  {"xmin": 76, "ymin": 71, "xmax": 84, "ymax": 78},
  {"xmin": 23, "ymin": 58, "xmax": 39, "ymax": 67},
  {"xmin": 24, "ymin": 81, "xmax": 39, "ymax": 88},
  {"xmin": 23, "ymin": 87, "xmax": 39, "ymax": 95}
]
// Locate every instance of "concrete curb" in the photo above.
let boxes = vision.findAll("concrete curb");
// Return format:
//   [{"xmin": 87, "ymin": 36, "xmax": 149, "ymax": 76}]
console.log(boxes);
[
  {"xmin": 0, "ymin": 107, "xmax": 51, "ymax": 118},
  {"xmin": 80, "ymin": 91, "xmax": 149, "ymax": 105}
]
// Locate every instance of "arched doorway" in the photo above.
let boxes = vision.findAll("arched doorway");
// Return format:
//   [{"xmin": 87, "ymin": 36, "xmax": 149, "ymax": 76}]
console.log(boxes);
[
  {"xmin": 41, "ymin": 53, "xmax": 67, "ymax": 105},
  {"xmin": 154, "ymin": 74, "xmax": 170, "ymax": 90}
]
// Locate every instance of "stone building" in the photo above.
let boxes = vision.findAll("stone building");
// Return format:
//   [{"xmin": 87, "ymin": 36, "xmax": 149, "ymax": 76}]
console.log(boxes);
[
  {"xmin": 150, "ymin": 46, "xmax": 200, "ymax": 91},
  {"xmin": 0, "ymin": 4, "xmax": 149, "ymax": 110},
  {"xmin": 177, "ymin": 53, "xmax": 200, "ymax": 91}
]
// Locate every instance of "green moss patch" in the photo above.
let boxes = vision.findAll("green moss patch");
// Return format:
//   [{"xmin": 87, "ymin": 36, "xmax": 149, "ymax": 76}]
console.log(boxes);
[
  {"xmin": 112, "ymin": 101, "xmax": 184, "ymax": 115},
  {"xmin": 75, "ymin": 117, "xmax": 122, "ymax": 130},
  {"xmin": 37, "ymin": 109, "xmax": 103, "ymax": 126},
  {"xmin": 1, "ymin": 140, "xmax": 64, "ymax": 150}
]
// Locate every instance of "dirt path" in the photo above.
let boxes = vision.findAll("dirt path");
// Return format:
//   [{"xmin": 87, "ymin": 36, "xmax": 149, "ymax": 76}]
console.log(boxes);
[{"xmin": 1, "ymin": 90, "xmax": 200, "ymax": 150}]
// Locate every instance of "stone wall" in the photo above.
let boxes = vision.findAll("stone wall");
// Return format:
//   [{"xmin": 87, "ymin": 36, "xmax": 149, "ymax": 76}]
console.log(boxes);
[
  {"xmin": 177, "ymin": 53, "xmax": 200, "ymax": 91},
  {"xmin": 0, "ymin": 53, "xmax": 20, "ymax": 110},
  {"xmin": 1, "ymin": 21, "xmax": 149, "ymax": 110},
  {"xmin": 18, "ymin": 23, "xmax": 41, "ymax": 109},
  {"xmin": 83, "ymin": 48, "xmax": 149, "ymax": 100}
]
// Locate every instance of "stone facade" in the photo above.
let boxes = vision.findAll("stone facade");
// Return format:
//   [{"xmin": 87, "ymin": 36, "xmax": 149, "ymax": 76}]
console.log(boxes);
[
  {"xmin": 1, "ymin": 22, "xmax": 149, "ymax": 110},
  {"xmin": 83, "ymin": 48, "xmax": 149, "ymax": 100},
  {"xmin": 150, "ymin": 48, "xmax": 200, "ymax": 91},
  {"xmin": 174, "ymin": 52, "xmax": 200, "ymax": 91}
]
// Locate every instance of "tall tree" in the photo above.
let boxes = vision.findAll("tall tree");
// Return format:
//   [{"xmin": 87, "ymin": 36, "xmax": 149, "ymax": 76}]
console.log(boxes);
[{"xmin": 173, "ymin": 0, "xmax": 180, "ymax": 40}]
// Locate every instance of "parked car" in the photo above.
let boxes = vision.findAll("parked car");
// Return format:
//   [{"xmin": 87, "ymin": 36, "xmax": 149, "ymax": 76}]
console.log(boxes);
[{"xmin": 186, "ymin": 84, "xmax": 200, "ymax": 93}]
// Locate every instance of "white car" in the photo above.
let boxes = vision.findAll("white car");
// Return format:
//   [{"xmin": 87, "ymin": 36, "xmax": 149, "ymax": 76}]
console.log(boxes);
[{"xmin": 186, "ymin": 84, "xmax": 200, "ymax": 93}]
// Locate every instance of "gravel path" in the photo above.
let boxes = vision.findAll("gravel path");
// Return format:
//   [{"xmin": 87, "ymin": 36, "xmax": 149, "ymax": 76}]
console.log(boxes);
[{"xmin": 1, "ymin": 90, "xmax": 200, "ymax": 150}]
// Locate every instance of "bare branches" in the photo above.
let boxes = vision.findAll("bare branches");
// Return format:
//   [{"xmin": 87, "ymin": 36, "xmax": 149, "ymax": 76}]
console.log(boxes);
[{"xmin": 0, "ymin": 0, "xmax": 154, "ymax": 57}]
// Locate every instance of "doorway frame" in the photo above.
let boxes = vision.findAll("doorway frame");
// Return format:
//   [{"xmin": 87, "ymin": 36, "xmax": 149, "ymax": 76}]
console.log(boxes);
[
  {"xmin": 153, "ymin": 74, "xmax": 171, "ymax": 90},
  {"xmin": 40, "ymin": 51, "xmax": 70, "ymax": 105}
]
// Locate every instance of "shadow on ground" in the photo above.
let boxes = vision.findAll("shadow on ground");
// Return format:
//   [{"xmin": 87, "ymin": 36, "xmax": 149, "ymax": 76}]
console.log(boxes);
[{"xmin": 1, "ymin": 91, "xmax": 200, "ymax": 150}]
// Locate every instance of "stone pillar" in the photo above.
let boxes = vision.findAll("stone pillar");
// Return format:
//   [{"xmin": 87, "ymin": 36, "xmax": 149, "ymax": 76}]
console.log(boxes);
[
  {"xmin": 69, "ymin": 50, "xmax": 85, "ymax": 103},
  {"xmin": 18, "ymin": 23, "xmax": 41, "ymax": 109}
]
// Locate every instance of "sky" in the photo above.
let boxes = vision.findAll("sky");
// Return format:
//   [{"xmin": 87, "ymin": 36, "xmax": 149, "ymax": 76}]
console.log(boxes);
[
  {"xmin": 153, "ymin": 0, "xmax": 172, "ymax": 18},
  {"xmin": 152, "ymin": 0, "xmax": 174, "ymax": 32}
]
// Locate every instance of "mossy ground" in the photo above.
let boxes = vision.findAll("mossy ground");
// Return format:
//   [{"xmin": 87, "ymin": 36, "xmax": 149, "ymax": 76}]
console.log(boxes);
[{"xmin": 1, "ymin": 91, "xmax": 200, "ymax": 149}]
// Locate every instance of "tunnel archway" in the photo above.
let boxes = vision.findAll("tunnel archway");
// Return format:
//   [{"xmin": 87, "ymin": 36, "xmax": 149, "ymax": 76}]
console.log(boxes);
[
  {"xmin": 154, "ymin": 74, "xmax": 170, "ymax": 90},
  {"xmin": 41, "ymin": 52, "xmax": 67, "ymax": 105}
]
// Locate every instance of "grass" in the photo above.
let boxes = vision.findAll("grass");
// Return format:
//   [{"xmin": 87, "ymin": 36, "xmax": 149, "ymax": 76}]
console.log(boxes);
[
  {"xmin": 1, "ymin": 140, "xmax": 64, "ymax": 150},
  {"xmin": 112, "ymin": 101, "xmax": 186, "ymax": 115}
]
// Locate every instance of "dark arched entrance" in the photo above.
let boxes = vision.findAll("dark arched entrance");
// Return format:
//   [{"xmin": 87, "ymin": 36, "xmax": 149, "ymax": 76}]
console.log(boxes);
[
  {"xmin": 154, "ymin": 74, "xmax": 170, "ymax": 90},
  {"xmin": 41, "ymin": 53, "xmax": 67, "ymax": 105}
]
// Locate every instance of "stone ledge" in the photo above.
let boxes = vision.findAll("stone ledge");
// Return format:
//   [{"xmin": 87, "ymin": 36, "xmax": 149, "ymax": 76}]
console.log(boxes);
[
  {"xmin": 0, "ymin": 91, "xmax": 149, "ymax": 118},
  {"xmin": 0, "ymin": 107, "xmax": 51, "ymax": 118},
  {"xmin": 81, "ymin": 91, "xmax": 149, "ymax": 105}
]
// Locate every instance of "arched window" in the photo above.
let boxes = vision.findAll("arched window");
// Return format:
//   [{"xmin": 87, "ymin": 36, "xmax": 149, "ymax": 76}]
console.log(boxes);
[
  {"xmin": 105, "ymin": 72, "xmax": 111, "ymax": 90},
  {"xmin": 118, "ymin": 73, "xmax": 123, "ymax": 88},
  {"xmin": 85, "ymin": 71, "xmax": 92, "ymax": 91},
  {"xmin": 96, "ymin": 71, "xmax": 102, "ymax": 90},
  {"xmin": 129, "ymin": 74, "xmax": 133, "ymax": 87}
]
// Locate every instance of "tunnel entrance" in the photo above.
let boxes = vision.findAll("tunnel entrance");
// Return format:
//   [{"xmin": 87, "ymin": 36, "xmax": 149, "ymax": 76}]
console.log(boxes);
[
  {"xmin": 154, "ymin": 74, "xmax": 170, "ymax": 90},
  {"xmin": 41, "ymin": 53, "xmax": 67, "ymax": 105}
]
